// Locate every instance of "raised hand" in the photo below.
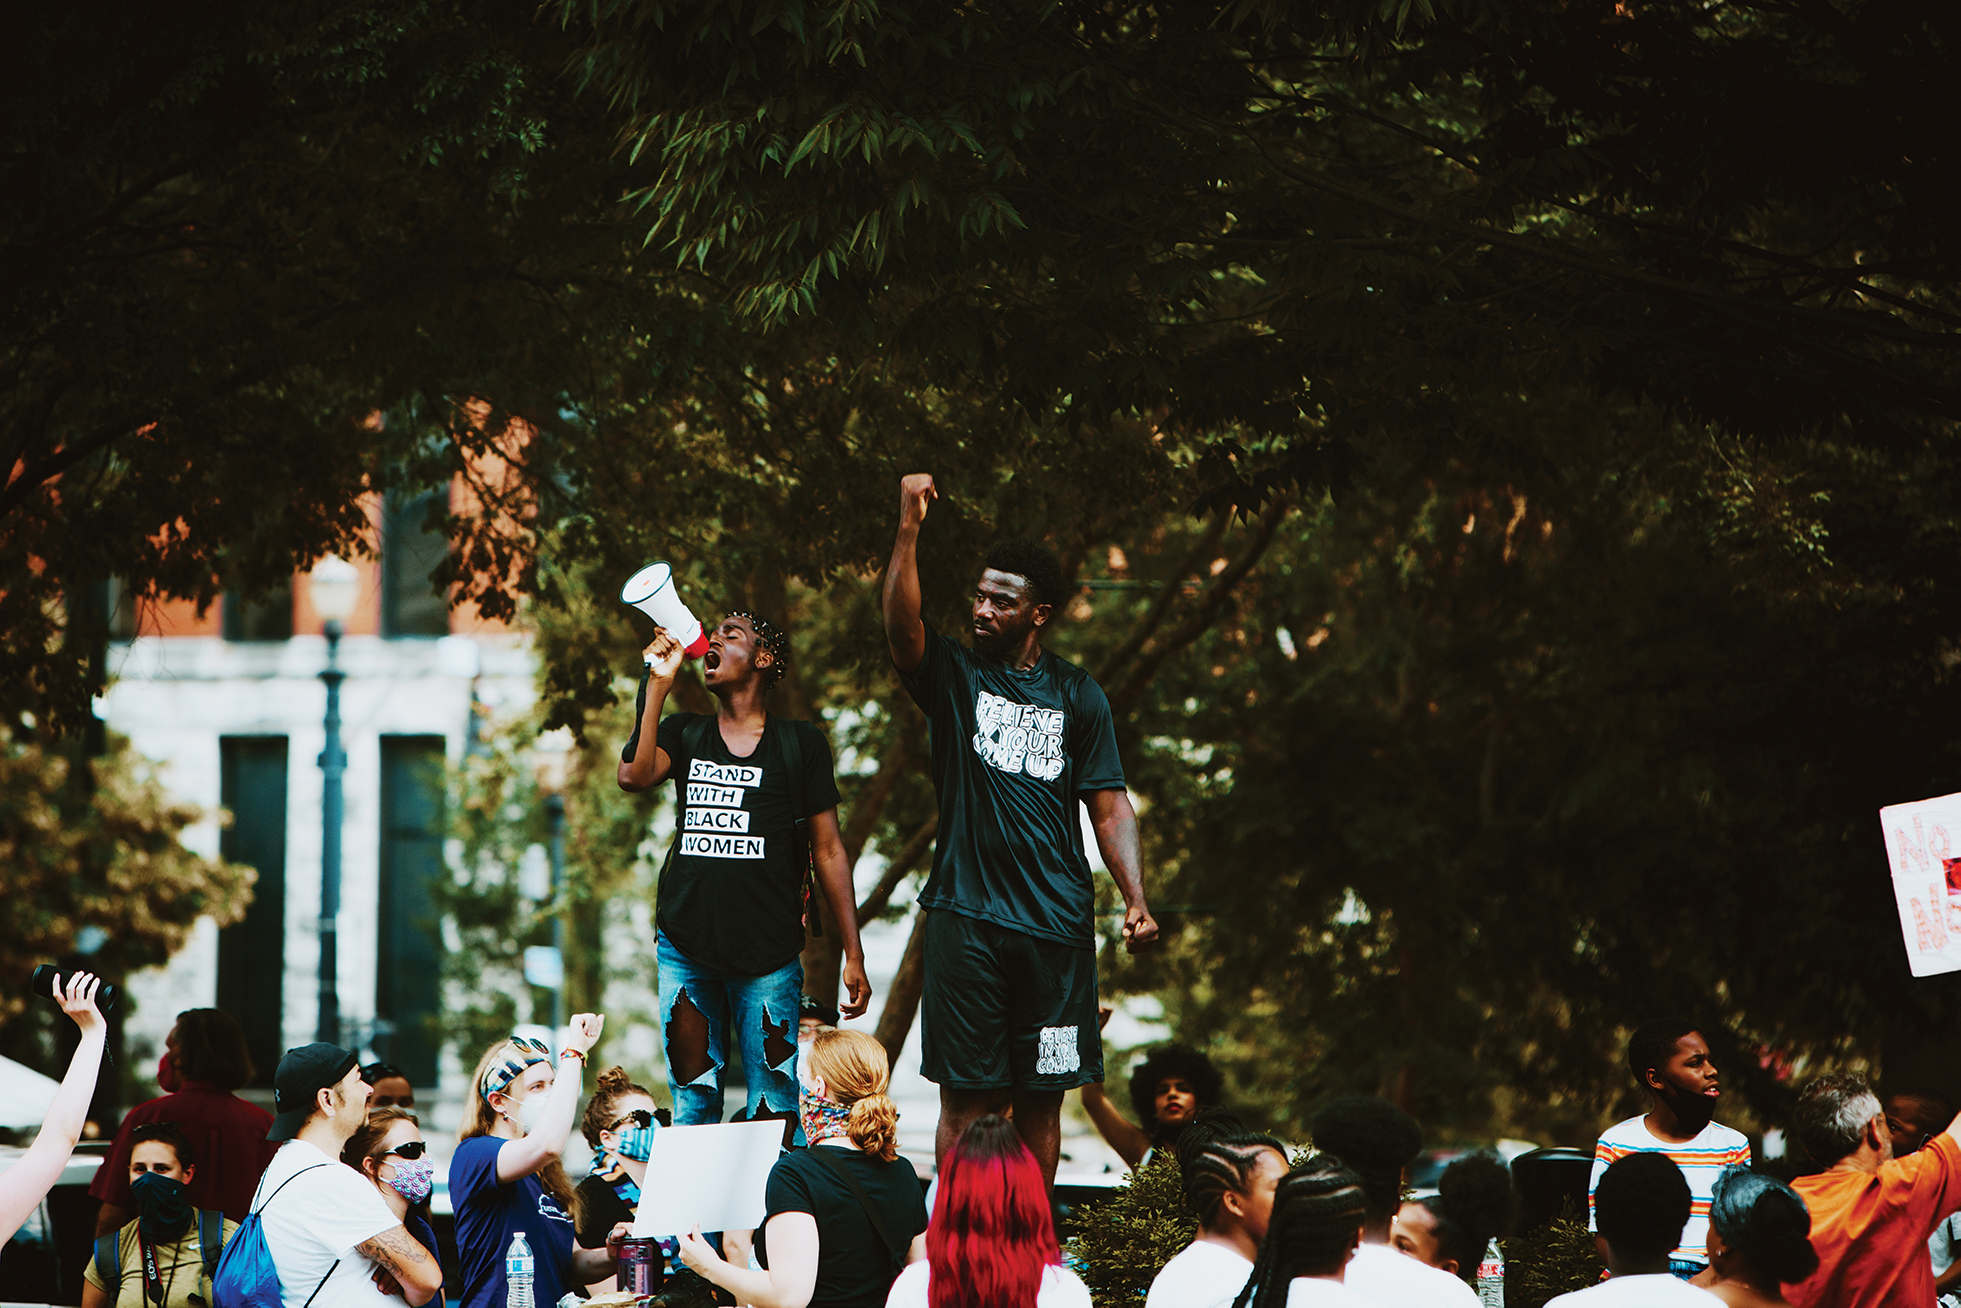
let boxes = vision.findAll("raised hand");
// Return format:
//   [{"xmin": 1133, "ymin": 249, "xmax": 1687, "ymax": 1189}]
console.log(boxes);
[
  {"xmin": 642, "ymin": 627, "xmax": 685, "ymax": 679},
  {"xmin": 55, "ymin": 972, "xmax": 104, "ymax": 1035},
  {"xmin": 565, "ymin": 1012, "xmax": 605, "ymax": 1055},
  {"xmin": 899, "ymin": 473, "xmax": 938, "ymax": 528}
]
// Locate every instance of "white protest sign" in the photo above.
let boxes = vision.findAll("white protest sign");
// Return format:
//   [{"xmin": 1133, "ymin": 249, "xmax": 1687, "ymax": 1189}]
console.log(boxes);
[
  {"xmin": 629, "ymin": 1120, "xmax": 785, "ymax": 1237},
  {"xmin": 1878, "ymin": 790, "xmax": 1961, "ymax": 977}
]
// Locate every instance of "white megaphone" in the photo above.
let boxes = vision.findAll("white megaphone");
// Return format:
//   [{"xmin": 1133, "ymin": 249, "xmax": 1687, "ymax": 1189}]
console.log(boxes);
[{"xmin": 621, "ymin": 562, "xmax": 711, "ymax": 661}]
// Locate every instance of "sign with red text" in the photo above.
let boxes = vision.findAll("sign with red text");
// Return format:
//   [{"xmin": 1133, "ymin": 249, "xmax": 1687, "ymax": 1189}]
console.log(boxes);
[{"xmin": 1880, "ymin": 791, "xmax": 1961, "ymax": 977}]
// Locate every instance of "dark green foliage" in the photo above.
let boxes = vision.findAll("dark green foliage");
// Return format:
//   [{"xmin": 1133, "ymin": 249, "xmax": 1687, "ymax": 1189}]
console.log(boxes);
[
  {"xmin": 1072, "ymin": 1152, "xmax": 1199, "ymax": 1308},
  {"xmin": 1506, "ymin": 1203, "xmax": 1607, "ymax": 1308},
  {"xmin": 560, "ymin": 0, "xmax": 1961, "ymax": 480},
  {"xmin": 0, "ymin": 730, "xmax": 253, "ymax": 1063}
]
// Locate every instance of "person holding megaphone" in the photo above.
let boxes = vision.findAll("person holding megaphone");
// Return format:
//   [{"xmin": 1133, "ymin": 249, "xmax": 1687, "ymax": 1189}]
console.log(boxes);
[{"xmin": 617, "ymin": 586, "xmax": 870, "ymax": 1132}]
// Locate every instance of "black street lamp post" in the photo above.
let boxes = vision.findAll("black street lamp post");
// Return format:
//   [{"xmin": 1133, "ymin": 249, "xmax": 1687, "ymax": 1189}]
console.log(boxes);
[{"xmin": 309, "ymin": 557, "xmax": 360, "ymax": 1046}]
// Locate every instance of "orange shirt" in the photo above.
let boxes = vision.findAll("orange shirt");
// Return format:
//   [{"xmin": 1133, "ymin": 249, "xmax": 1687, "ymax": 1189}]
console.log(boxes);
[{"xmin": 1788, "ymin": 1130, "xmax": 1961, "ymax": 1308}]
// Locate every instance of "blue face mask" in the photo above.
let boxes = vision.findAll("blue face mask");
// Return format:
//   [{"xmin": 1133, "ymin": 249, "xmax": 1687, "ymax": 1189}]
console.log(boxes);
[
  {"xmin": 130, "ymin": 1171, "xmax": 192, "ymax": 1243},
  {"xmin": 615, "ymin": 1124, "xmax": 656, "ymax": 1163}
]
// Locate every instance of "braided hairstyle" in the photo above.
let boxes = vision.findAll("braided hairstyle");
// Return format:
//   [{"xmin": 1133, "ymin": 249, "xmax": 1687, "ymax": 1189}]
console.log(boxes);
[
  {"xmin": 727, "ymin": 611, "xmax": 790, "ymax": 688},
  {"xmin": 1230, "ymin": 1157, "xmax": 1368, "ymax": 1308},
  {"xmin": 1183, "ymin": 1131, "xmax": 1289, "ymax": 1231}
]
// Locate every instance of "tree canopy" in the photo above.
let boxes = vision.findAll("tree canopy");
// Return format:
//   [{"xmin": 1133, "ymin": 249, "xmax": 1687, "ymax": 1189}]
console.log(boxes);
[{"xmin": 11, "ymin": 0, "xmax": 1961, "ymax": 1134}]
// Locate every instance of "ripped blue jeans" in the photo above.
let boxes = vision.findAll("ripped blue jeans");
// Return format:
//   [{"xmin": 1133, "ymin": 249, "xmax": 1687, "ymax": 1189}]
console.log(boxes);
[{"xmin": 656, "ymin": 930, "xmax": 805, "ymax": 1130}]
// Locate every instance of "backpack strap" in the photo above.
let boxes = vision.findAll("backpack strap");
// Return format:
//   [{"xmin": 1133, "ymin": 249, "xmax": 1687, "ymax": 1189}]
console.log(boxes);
[
  {"xmin": 803, "ymin": 1146, "xmax": 906, "ymax": 1275},
  {"xmin": 251, "ymin": 1163, "xmax": 335, "ymax": 1214},
  {"xmin": 654, "ymin": 715, "xmax": 721, "ymax": 880},
  {"xmin": 196, "ymin": 1209, "xmax": 225, "ymax": 1303},
  {"xmin": 771, "ymin": 720, "xmax": 820, "ymax": 938},
  {"xmin": 93, "ymin": 1229, "xmax": 123, "ymax": 1294}
]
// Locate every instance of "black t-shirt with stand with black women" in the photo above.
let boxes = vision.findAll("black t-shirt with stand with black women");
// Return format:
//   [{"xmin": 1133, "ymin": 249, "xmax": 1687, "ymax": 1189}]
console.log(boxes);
[{"xmin": 623, "ymin": 699, "xmax": 841, "ymax": 977}]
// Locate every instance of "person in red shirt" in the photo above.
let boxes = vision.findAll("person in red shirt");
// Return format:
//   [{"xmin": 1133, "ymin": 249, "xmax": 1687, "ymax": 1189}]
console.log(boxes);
[
  {"xmin": 90, "ymin": 1009, "xmax": 277, "ymax": 1231},
  {"xmin": 1785, "ymin": 1072, "xmax": 1961, "ymax": 1308}
]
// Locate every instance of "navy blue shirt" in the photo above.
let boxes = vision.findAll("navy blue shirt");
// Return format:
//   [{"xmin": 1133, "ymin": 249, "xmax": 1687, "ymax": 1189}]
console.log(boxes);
[
  {"xmin": 899, "ymin": 624, "xmax": 1126, "ymax": 945},
  {"xmin": 449, "ymin": 1136, "xmax": 577, "ymax": 1308}
]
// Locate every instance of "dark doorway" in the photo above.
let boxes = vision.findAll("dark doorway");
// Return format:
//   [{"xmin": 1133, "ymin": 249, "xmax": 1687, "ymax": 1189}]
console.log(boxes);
[
  {"xmin": 217, "ymin": 736, "xmax": 289, "ymax": 1086},
  {"xmin": 378, "ymin": 735, "xmax": 446, "ymax": 1084}
]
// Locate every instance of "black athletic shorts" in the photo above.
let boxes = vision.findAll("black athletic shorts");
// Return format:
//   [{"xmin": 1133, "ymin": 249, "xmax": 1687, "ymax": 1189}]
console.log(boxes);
[{"xmin": 919, "ymin": 909, "xmax": 1103, "ymax": 1091}]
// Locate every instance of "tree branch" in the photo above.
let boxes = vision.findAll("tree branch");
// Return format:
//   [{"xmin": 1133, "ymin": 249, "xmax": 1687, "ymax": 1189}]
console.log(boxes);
[
  {"xmin": 1107, "ymin": 497, "xmax": 1291, "ymax": 718},
  {"xmin": 874, "ymin": 907, "xmax": 929, "ymax": 1069},
  {"xmin": 1096, "ymin": 511, "xmax": 1228, "ymax": 685},
  {"xmin": 856, "ymin": 815, "xmax": 937, "ymax": 922}
]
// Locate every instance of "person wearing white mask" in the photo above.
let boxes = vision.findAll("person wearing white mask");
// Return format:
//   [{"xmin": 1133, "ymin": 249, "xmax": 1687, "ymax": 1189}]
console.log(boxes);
[
  {"xmin": 342, "ymin": 1109, "xmax": 443, "ymax": 1307},
  {"xmin": 452, "ymin": 1022, "xmax": 628, "ymax": 1308}
]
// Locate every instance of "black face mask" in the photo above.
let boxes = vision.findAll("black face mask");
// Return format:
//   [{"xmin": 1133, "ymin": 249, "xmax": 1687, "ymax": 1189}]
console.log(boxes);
[{"xmin": 130, "ymin": 1171, "xmax": 192, "ymax": 1243}]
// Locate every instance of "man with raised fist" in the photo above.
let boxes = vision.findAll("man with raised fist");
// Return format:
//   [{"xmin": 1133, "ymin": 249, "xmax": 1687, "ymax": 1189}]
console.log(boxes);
[{"xmin": 883, "ymin": 472, "xmax": 1159, "ymax": 1185}]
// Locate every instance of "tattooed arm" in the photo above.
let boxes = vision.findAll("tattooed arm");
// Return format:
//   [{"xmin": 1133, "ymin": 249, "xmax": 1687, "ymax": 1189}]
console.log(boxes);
[{"xmin": 357, "ymin": 1225, "xmax": 443, "ymax": 1306}]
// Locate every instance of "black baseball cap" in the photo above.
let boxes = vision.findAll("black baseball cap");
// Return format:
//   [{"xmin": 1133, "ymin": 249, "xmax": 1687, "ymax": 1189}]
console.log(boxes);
[
  {"xmin": 799, "ymin": 994, "xmax": 839, "ymax": 1029},
  {"xmin": 267, "ymin": 1043, "xmax": 360, "ymax": 1142}
]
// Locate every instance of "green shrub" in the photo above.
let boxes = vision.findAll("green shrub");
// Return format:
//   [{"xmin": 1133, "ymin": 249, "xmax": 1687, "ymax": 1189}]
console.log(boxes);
[
  {"xmin": 1505, "ymin": 1202, "xmax": 1606, "ymax": 1308},
  {"xmin": 1072, "ymin": 1153, "xmax": 1199, "ymax": 1307}
]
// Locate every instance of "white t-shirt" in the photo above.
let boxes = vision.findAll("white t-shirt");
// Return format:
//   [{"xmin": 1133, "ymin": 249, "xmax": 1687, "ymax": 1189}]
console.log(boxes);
[
  {"xmin": 885, "ymin": 1260, "xmax": 1090, "ymax": 1308},
  {"xmin": 1343, "ymin": 1243, "xmax": 1480, "ymax": 1307},
  {"xmin": 1544, "ymin": 1274, "xmax": 1726, "ymax": 1308},
  {"xmin": 1285, "ymin": 1277, "xmax": 1380, "ymax": 1308},
  {"xmin": 1931, "ymin": 1211, "xmax": 1961, "ymax": 1308},
  {"xmin": 1586, "ymin": 1118, "xmax": 1750, "ymax": 1264},
  {"xmin": 1147, "ymin": 1239, "xmax": 1256, "ymax": 1308},
  {"xmin": 255, "ymin": 1139, "xmax": 403, "ymax": 1308}
]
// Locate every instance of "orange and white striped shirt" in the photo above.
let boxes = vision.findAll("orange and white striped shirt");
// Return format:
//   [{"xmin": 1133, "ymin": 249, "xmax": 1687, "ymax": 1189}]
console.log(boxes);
[{"xmin": 1587, "ymin": 1117, "xmax": 1752, "ymax": 1264}]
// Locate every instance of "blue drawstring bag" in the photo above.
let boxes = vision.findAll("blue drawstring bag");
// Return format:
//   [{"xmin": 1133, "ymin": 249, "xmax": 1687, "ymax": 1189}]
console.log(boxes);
[{"xmin": 211, "ymin": 1165, "xmax": 338, "ymax": 1308}]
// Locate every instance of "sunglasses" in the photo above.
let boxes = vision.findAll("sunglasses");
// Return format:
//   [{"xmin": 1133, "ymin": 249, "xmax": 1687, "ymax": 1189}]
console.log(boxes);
[
  {"xmin": 383, "ymin": 1141, "xmax": 428, "ymax": 1161},
  {"xmin": 610, "ymin": 1109, "xmax": 653, "ymax": 1132},
  {"xmin": 509, "ymin": 1036, "xmax": 551, "ymax": 1057}
]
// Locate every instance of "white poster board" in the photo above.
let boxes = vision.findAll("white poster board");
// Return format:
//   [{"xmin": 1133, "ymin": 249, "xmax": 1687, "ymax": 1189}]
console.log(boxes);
[
  {"xmin": 1879, "ymin": 790, "xmax": 1961, "ymax": 977},
  {"xmin": 629, "ymin": 1120, "xmax": 785, "ymax": 1237}
]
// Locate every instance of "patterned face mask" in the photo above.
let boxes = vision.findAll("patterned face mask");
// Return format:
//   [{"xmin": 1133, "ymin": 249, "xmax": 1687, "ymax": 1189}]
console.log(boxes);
[
  {"xmin": 383, "ymin": 1156, "xmax": 435, "ymax": 1204},
  {"xmin": 799, "ymin": 1080, "xmax": 853, "ymax": 1145},
  {"xmin": 615, "ymin": 1124, "xmax": 656, "ymax": 1163}
]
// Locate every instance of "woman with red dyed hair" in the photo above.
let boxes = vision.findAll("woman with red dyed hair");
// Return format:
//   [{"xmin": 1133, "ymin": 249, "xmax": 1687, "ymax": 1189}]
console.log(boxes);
[{"xmin": 885, "ymin": 1115, "xmax": 1091, "ymax": 1308}]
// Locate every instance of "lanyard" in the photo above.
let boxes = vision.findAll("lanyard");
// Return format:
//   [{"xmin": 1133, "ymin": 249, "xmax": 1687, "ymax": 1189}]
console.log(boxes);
[{"xmin": 137, "ymin": 1230, "xmax": 172, "ymax": 1308}]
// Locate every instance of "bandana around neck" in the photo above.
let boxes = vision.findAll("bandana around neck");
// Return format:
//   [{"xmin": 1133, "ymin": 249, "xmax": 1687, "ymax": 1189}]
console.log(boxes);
[
  {"xmin": 799, "ymin": 1082, "xmax": 854, "ymax": 1146},
  {"xmin": 590, "ymin": 1156, "xmax": 642, "ymax": 1207}
]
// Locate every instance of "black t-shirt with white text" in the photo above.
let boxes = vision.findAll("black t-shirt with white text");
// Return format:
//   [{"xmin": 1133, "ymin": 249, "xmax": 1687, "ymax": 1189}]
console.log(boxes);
[
  {"xmin": 649, "ymin": 712, "xmax": 841, "ymax": 976},
  {"xmin": 898, "ymin": 623, "xmax": 1126, "ymax": 947}
]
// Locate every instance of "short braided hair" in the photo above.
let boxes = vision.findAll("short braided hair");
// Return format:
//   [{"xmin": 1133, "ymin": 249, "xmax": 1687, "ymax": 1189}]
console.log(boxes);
[
  {"xmin": 1183, "ymin": 1131, "xmax": 1288, "ymax": 1230},
  {"xmin": 1231, "ymin": 1156, "xmax": 1368, "ymax": 1308},
  {"xmin": 727, "ymin": 611, "xmax": 790, "ymax": 688}
]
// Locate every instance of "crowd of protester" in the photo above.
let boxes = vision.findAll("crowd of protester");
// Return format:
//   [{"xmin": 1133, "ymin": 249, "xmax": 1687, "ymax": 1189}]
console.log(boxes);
[{"xmin": 9, "ymin": 973, "xmax": 1961, "ymax": 1308}]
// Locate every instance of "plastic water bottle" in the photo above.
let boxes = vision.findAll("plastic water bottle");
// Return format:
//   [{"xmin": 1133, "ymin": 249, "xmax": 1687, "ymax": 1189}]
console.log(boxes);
[
  {"xmin": 1476, "ymin": 1236, "xmax": 1505, "ymax": 1306},
  {"xmin": 506, "ymin": 1232, "xmax": 535, "ymax": 1308}
]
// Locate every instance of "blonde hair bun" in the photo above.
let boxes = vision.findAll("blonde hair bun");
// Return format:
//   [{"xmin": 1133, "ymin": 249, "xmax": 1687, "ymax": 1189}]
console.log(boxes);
[{"xmin": 805, "ymin": 1030, "xmax": 901, "ymax": 1161}]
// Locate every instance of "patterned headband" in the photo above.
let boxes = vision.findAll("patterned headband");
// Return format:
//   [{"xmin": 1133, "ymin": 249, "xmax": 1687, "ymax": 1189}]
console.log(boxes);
[{"xmin": 480, "ymin": 1035, "xmax": 551, "ymax": 1102}]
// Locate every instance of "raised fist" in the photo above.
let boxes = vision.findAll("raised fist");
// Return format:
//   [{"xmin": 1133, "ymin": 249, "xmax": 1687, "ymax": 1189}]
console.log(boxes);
[{"xmin": 899, "ymin": 473, "xmax": 938, "ymax": 527}]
